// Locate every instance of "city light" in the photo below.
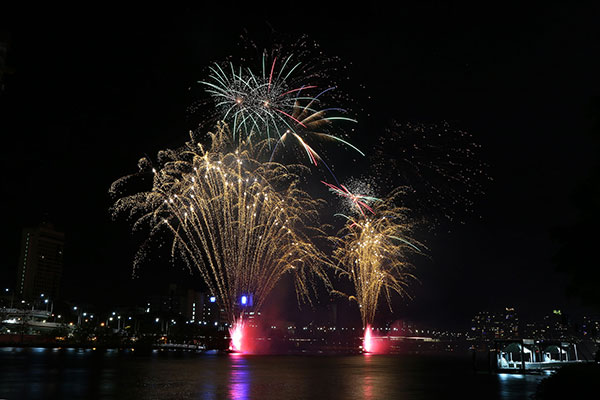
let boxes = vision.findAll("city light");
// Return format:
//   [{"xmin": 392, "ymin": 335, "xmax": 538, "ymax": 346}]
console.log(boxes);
[
  {"xmin": 241, "ymin": 295, "xmax": 247, "ymax": 306},
  {"xmin": 209, "ymin": 296, "xmax": 216, "ymax": 303}
]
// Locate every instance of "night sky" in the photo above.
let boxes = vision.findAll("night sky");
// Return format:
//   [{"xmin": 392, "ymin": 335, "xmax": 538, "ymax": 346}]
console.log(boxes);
[{"xmin": 2, "ymin": 3, "xmax": 599, "ymax": 329}]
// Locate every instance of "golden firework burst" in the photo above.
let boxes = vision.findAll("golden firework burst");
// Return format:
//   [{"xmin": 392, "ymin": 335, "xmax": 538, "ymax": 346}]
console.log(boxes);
[
  {"xmin": 110, "ymin": 124, "xmax": 332, "ymax": 323},
  {"xmin": 331, "ymin": 189, "xmax": 422, "ymax": 327}
]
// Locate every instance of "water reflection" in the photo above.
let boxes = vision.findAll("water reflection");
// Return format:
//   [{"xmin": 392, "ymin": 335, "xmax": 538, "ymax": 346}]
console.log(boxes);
[
  {"xmin": 0, "ymin": 349, "xmax": 546, "ymax": 399},
  {"xmin": 228, "ymin": 355, "xmax": 251, "ymax": 400},
  {"xmin": 497, "ymin": 372, "xmax": 546, "ymax": 399},
  {"xmin": 362, "ymin": 355, "xmax": 375, "ymax": 400}
]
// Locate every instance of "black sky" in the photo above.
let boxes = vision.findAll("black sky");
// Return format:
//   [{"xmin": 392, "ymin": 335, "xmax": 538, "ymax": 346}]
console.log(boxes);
[{"xmin": 1, "ymin": 3, "xmax": 599, "ymax": 329}]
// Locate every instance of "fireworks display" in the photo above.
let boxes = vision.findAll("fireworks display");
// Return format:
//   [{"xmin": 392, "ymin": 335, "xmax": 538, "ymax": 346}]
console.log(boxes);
[
  {"xmin": 199, "ymin": 52, "xmax": 362, "ymax": 167},
  {"xmin": 110, "ymin": 37, "xmax": 487, "ymax": 354},
  {"xmin": 332, "ymin": 189, "xmax": 421, "ymax": 329},
  {"xmin": 322, "ymin": 178, "xmax": 381, "ymax": 218},
  {"xmin": 363, "ymin": 325, "xmax": 374, "ymax": 353},
  {"xmin": 229, "ymin": 319, "xmax": 244, "ymax": 352},
  {"xmin": 110, "ymin": 124, "xmax": 332, "ymax": 329},
  {"xmin": 372, "ymin": 121, "xmax": 490, "ymax": 228}
]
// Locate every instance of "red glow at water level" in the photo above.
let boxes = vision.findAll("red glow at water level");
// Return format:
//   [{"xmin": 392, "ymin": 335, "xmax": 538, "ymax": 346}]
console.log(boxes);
[
  {"xmin": 362, "ymin": 325, "xmax": 391, "ymax": 354},
  {"xmin": 363, "ymin": 324, "xmax": 373, "ymax": 353},
  {"xmin": 229, "ymin": 319, "xmax": 244, "ymax": 353}
]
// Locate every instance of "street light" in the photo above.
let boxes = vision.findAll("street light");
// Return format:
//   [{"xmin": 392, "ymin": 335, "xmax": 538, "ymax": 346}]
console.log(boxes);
[{"xmin": 72, "ymin": 307, "xmax": 82, "ymax": 325}]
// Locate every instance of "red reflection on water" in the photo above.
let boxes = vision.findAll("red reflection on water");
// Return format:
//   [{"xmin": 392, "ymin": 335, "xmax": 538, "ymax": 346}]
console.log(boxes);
[{"xmin": 362, "ymin": 354, "xmax": 375, "ymax": 400}]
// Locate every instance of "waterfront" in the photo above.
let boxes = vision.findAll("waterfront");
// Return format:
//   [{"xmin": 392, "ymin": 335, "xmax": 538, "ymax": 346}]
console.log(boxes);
[{"xmin": 0, "ymin": 347, "xmax": 546, "ymax": 399}]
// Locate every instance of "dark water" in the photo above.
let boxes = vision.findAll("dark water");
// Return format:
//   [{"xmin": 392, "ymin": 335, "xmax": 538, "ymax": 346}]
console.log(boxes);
[{"xmin": 0, "ymin": 347, "xmax": 547, "ymax": 399}]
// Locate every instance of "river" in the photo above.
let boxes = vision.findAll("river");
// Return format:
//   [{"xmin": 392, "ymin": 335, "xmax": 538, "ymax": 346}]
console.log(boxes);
[{"xmin": 0, "ymin": 347, "xmax": 547, "ymax": 399}]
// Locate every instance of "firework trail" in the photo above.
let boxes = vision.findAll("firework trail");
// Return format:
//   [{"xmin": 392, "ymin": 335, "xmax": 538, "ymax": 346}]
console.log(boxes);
[
  {"xmin": 331, "ymin": 188, "xmax": 422, "ymax": 329},
  {"xmin": 372, "ymin": 121, "xmax": 490, "ymax": 229},
  {"xmin": 110, "ymin": 124, "xmax": 333, "ymax": 327}
]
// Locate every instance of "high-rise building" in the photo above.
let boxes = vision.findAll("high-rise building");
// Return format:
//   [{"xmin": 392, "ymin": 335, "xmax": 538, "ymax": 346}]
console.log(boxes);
[
  {"xmin": 502, "ymin": 307, "xmax": 519, "ymax": 338},
  {"xmin": 541, "ymin": 309, "xmax": 571, "ymax": 340},
  {"xmin": 16, "ymin": 223, "xmax": 64, "ymax": 300},
  {"xmin": 469, "ymin": 307, "xmax": 519, "ymax": 340},
  {"xmin": 148, "ymin": 283, "xmax": 219, "ymax": 325}
]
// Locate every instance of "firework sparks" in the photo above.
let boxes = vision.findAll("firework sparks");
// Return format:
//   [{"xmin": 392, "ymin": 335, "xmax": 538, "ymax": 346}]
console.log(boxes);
[
  {"xmin": 332, "ymin": 189, "xmax": 421, "ymax": 330},
  {"xmin": 198, "ymin": 52, "xmax": 362, "ymax": 167},
  {"xmin": 110, "ymin": 124, "xmax": 333, "ymax": 335},
  {"xmin": 363, "ymin": 324, "xmax": 373, "ymax": 353},
  {"xmin": 372, "ymin": 121, "xmax": 490, "ymax": 228},
  {"xmin": 229, "ymin": 318, "xmax": 244, "ymax": 353},
  {"xmin": 322, "ymin": 179, "xmax": 380, "ymax": 217}
]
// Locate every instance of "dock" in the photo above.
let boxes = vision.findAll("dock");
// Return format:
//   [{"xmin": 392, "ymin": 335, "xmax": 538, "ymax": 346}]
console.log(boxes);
[{"xmin": 472, "ymin": 338, "xmax": 597, "ymax": 373}]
